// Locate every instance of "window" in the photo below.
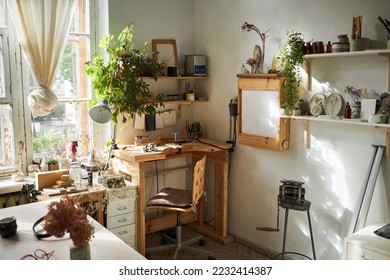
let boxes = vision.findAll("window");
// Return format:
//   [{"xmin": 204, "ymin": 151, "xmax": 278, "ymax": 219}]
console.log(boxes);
[
  {"xmin": 2, "ymin": 0, "xmax": 99, "ymax": 174},
  {"xmin": 31, "ymin": 0, "xmax": 93, "ymax": 165},
  {"xmin": 0, "ymin": 3, "xmax": 15, "ymax": 172}
]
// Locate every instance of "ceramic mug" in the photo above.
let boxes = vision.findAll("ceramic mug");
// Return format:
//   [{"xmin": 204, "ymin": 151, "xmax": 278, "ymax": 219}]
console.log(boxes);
[{"xmin": 0, "ymin": 216, "xmax": 17, "ymax": 238}]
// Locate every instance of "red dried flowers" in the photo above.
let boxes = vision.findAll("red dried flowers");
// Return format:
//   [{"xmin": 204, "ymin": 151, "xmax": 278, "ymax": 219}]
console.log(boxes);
[{"xmin": 43, "ymin": 195, "xmax": 94, "ymax": 247}]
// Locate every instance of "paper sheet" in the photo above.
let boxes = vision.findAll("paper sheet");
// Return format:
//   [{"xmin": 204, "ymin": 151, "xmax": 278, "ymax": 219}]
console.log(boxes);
[
  {"xmin": 156, "ymin": 112, "xmax": 165, "ymax": 129},
  {"xmin": 164, "ymin": 110, "xmax": 176, "ymax": 126},
  {"xmin": 134, "ymin": 113, "xmax": 145, "ymax": 130}
]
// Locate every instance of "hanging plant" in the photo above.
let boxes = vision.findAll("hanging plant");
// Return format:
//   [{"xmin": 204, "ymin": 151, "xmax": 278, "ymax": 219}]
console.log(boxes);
[
  {"xmin": 275, "ymin": 31, "xmax": 305, "ymax": 114},
  {"xmin": 85, "ymin": 22, "xmax": 165, "ymax": 124}
]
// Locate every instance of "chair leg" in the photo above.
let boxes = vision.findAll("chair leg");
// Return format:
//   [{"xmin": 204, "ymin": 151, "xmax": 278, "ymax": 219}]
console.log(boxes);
[{"xmin": 146, "ymin": 212, "xmax": 214, "ymax": 259}]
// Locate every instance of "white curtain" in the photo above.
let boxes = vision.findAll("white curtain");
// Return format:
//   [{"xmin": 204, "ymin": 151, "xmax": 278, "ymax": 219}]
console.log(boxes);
[{"xmin": 8, "ymin": 0, "xmax": 76, "ymax": 117}]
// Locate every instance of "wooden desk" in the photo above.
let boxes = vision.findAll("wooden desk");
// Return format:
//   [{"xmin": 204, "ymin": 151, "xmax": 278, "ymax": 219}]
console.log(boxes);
[{"xmin": 112, "ymin": 138, "xmax": 234, "ymax": 256}]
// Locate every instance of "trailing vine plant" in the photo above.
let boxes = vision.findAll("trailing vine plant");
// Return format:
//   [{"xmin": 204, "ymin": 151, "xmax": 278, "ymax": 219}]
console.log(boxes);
[{"xmin": 275, "ymin": 31, "xmax": 305, "ymax": 114}]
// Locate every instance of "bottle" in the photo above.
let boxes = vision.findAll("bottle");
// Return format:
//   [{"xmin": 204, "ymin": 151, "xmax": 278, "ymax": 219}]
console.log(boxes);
[
  {"xmin": 344, "ymin": 102, "xmax": 351, "ymax": 119},
  {"xmin": 326, "ymin": 41, "xmax": 332, "ymax": 53},
  {"xmin": 69, "ymin": 162, "xmax": 81, "ymax": 189},
  {"xmin": 80, "ymin": 168, "xmax": 89, "ymax": 188}
]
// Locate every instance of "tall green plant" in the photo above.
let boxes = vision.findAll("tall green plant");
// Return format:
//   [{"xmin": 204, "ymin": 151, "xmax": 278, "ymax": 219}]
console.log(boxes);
[
  {"xmin": 276, "ymin": 31, "xmax": 305, "ymax": 114},
  {"xmin": 85, "ymin": 23, "xmax": 165, "ymax": 123}
]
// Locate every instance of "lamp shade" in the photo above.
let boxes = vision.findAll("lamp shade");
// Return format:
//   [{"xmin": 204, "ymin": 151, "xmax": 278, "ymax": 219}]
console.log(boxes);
[{"xmin": 89, "ymin": 99, "xmax": 111, "ymax": 123}]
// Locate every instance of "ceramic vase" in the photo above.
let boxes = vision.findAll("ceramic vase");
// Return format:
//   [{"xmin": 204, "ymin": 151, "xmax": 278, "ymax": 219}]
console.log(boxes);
[{"xmin": 70, "ymin": 243, "xmax": 91, "ymax": 260}]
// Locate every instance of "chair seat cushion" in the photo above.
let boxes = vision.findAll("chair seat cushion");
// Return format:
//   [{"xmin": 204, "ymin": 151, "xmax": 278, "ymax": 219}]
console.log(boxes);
[{"xmin": 146, "ymin": 187, "xmax": 192, "ymax": 208}]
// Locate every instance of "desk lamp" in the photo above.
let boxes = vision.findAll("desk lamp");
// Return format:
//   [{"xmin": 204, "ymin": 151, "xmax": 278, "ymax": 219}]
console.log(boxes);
[{"xmin": 89, "ymin": 100, "xmax": 118, "ymax": 169}]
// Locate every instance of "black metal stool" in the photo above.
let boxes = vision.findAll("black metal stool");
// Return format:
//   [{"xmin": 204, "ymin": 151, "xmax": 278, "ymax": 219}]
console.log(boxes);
[{"xmin": 278, "ymin": 180, "xmax": 316, "ymax": 260}]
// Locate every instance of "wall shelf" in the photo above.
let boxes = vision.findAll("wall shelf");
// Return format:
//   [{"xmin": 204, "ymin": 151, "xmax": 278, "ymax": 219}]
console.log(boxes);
[
  {"xmin": 304, "ymin": 49, "xmax": 390, "ymax": 59},
  {"xmin": 163, "ymin": 99, "xmax": 208, "ymax": 105},
  {"xmin": 143, "ymin": 75, "xmax": 207, "ymax": 80},
  {"xmin": 298, "ymin": 49, "xmax": 390, "ymax": 158},
  {"xmin": 304, "ymin": 49, "xmax": 390, "ymax": 91},
  {"xmin": 283, "ymin": 115, "xmax": 390, "ymax": 159}
]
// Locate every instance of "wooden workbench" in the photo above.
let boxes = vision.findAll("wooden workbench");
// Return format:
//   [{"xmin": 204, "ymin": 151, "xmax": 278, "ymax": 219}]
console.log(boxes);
[{"xmin": 112, "ymin": 138, "xmax": 234, "ymax": 256}]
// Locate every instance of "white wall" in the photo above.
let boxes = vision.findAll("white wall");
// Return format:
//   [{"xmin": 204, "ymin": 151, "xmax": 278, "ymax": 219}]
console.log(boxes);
[
  {"xmin": 108, "ymin": 0, "xmax": 390, "ymax": 259},
  {"xmin": 108, "ymin": 0, "xmax": 196, "ymax": 144}
]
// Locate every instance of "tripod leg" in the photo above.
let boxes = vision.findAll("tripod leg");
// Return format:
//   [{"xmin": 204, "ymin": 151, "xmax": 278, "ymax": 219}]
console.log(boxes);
[{"xmin": 281, "ymin": 209, "xmax": 289, "ymax": 260}]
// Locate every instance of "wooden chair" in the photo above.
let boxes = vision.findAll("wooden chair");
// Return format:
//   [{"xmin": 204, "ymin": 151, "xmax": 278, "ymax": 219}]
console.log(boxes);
[{"xmin": 145, "ymin": 155, "xmax": 215, "ymax": 259}]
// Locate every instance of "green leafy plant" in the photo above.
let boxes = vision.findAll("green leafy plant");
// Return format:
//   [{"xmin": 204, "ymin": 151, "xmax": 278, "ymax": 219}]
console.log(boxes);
[
  {"xmin": 47, "ymin": 158, "xmax": 59, "ymax": 165},
  {"xmin": 275, "ymin": 31, "xmax": 305, "ymax": 114},
  {"xmin": 85, "ymin": 22, "xmax": 165, "ymax": 123}
]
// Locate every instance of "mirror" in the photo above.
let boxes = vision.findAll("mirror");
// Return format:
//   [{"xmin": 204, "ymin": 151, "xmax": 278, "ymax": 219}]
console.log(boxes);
[{"xmin": 152, "ymin": 39, "xmax": 179, "ymax": 75}]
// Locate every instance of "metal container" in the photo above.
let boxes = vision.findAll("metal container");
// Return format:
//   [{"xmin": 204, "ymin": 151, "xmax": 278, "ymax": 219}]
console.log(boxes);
[{"xmin": 185, "ymin": 55, "xmax": 206, "ymax": 76}]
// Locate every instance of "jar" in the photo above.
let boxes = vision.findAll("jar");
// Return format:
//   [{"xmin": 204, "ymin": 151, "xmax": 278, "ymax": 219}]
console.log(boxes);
[
  {"xmin": 296, "ymin": 99, "xmax": 306, "ymax": 116},
  {"xmin": 69, "ymin": 162, "xmax": 81, "ymax": 189},
  {"xmin": 80, "ymin": 169, "xmax": 89, "ymax": 188}
]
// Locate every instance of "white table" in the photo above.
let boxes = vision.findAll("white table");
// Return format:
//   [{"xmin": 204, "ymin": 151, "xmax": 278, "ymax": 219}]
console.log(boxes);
[{"xmin": 0, "ymin": 200, "xmax": 145, "ymax": 260}]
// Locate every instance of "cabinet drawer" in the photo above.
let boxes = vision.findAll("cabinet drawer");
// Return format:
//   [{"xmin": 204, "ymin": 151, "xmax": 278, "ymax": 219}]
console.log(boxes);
[
  {"xmin": 107, "ymin": 198, "xmax": 134, "ymax": 216},
  {"xmin": 107, "ymin": 212, "xmax": 135, "ymax": 229},
  {"xmin": 346, "ymin": 243, "xmax": 390, "ymax": 260},
  {"xmin": 110, "ymin": 224, "xmax": 136, "ymax": 247}
]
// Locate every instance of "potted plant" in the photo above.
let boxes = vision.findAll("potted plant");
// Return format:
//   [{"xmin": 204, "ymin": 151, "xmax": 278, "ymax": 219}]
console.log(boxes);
[
  {"xmin": 43, "ymin": 195, "xmax": 95, "ymax": 259},
  {"xmin": 85, "ymin": 22, "xmax": 165, "ymax": 124},
  {"xmin": 275, "ymin": 31, "xmax": 305, "ymax": 114},
  {"xmin": 47, "ymin": 158, "xmax": 59, "ymax": 171}
]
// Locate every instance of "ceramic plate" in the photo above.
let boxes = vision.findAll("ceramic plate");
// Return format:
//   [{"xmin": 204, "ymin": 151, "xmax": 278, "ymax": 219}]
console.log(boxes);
[
  {"xmin": 324, "ymin": 93, "xmax": 343, "ymax": 115},
  {"xmin": 309, "ymin": 93, "xmax": 326, "ymax": 116}
]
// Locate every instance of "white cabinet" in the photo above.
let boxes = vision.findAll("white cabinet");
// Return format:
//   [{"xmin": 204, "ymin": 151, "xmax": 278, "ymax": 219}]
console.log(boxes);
[
  {"xmin": 344, "ymin": 224, "xmax": 390, "ymax": 260},
  {"xmin": 106, "ymin": 184, "xmax": 137, "ymax": 248}
]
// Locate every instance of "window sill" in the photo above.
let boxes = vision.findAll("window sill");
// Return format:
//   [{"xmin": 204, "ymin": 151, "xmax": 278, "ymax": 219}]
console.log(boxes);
[{"xmin": 0, "ymin": 177, "xmax": 35, "ymax": 195}]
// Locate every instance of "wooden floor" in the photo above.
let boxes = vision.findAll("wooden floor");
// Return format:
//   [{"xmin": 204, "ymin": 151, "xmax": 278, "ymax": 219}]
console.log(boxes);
[{"xmin": 145, "ymin": 225, "xmax": 273, "ymax": 260}]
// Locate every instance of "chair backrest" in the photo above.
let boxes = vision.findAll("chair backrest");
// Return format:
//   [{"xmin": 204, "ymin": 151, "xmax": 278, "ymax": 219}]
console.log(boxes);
[{"xmin": 192, "ymin": 155, "xmax": 206, "ymax": 205}]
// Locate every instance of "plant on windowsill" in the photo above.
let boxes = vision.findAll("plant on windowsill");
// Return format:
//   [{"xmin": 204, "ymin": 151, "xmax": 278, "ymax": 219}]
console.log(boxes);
[
  {"xmin": 47, "ymin": 158, "xmax": 59, "ymax": 171},
  {"xmin": 275, "ymin": 31, "xmax": 305, "ymax": 115},
  {"xmin": 85, "ymin": 22, "xmax": 165, "ymax": 124}
]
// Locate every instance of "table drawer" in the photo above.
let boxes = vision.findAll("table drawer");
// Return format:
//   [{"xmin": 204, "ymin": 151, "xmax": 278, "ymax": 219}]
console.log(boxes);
[
  {"xmin": 107, "ymin": 212, "xmax": 135, "ymax": 229},
  {"xmin": 346, "ymin": 243, "xmax": 390, "ymax": 260},
  {"xmin": 110, "ymin": 224, "xmax": 135, "ymax": 247},
  {"xmin": 107, "ymin": 198, "xmax": 134, "ymax": 216}
]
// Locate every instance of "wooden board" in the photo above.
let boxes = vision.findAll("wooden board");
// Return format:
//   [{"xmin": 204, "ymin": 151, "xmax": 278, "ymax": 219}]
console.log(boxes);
[{"xmin": 36, "ymin": 169, "xmax": 69, "ymax": 191}]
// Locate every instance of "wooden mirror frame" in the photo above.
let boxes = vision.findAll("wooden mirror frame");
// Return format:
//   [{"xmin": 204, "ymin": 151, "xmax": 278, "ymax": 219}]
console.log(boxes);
[
  {"xmin": 152, "ymin": 39, "xmax": 179, "ymax": 73},
  {"xmin": 237, "ymin": 74, "xmax": 290, "ymax": 151}
]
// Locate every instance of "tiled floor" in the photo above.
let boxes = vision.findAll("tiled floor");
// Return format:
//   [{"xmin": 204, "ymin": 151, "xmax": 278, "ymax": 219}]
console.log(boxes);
[{"xmin": 145, "ymin": 225, "xmax": 273, "ymax": 260}]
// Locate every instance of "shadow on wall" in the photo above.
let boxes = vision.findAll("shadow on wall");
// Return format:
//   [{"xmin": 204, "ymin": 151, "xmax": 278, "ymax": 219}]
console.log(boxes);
[{"xmin": 300, "ymin": 133, "xmax": 365, "ymax": 259}]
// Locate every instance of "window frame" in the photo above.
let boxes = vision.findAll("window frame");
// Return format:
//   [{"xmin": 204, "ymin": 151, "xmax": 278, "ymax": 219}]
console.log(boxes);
[{"xmin": 2, "ymin": 0, "xmax": 101, "ymax": 175}]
